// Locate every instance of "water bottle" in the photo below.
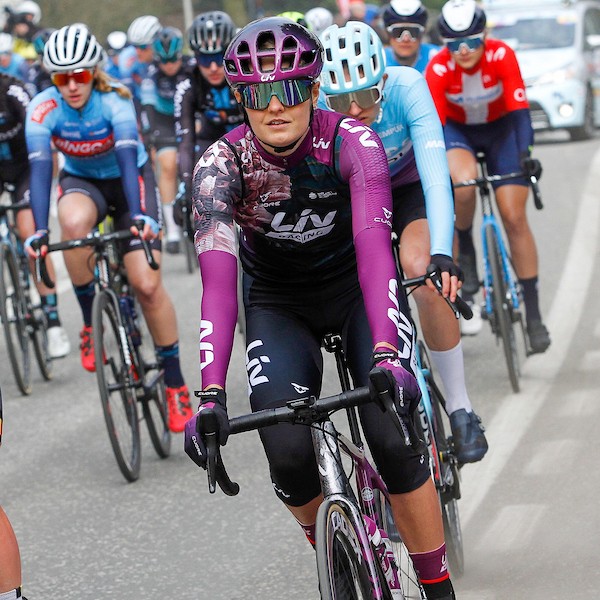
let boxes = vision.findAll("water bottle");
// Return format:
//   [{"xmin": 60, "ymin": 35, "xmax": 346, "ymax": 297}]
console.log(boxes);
[{"xmin": 363, "ymin": 515, "xmax": 402, "ymax": 597}]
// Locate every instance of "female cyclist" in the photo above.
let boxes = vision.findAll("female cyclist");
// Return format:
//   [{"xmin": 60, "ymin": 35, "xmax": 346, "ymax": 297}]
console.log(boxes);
[
  {"xmin": 184, "ymin": 18, "xmax": 455, "ymax": 600},
  {"xmin": 174, "ymin": 11, "xmax": 242, "ymax": 210},
  {"xmin": 24, "ymin": 25, "xmax": 192, "ymax": 432},
  {"xmin": 140, "ymin": 26, "xmax": 194, "ymax": 253},
  {"xmin": 425, "ymin": 0, "xmax": 550, "ymax": 353},
  {"xmin": 319, "ymin": 20, "xmax": 487, "ymax": 463},
  {"xmin": 0, "ymin": 73, "xmax": 70, "ymax": 359},
  {"xmin": 381, "ymin": 0, "xmax": 439, "ymax": 73}
]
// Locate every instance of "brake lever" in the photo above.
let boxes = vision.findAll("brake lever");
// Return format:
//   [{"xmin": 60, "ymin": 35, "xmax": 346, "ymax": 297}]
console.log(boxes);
[
  {"xmin": 426, "ymin": 264, "xmax": 473, "ymax": 320},
  {"xmin": 133, "ymin": 218, "xmax": 159, "ymax": 271},
  {"xmin": 369, "ymin": 368, "xmax": 410, "ymax": 446}
]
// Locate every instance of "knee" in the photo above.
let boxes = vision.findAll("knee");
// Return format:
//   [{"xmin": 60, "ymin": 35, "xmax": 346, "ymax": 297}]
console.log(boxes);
[
  {"xmin": 59, "ymin": 214, "xmax": 91, "ymax": 239},
  {"xmin": 401, "ymin": 251, "xmax": 430, "ymax": 279},
  {"xmin": 132, "ymin": 277, "xmax": 162, "ymax": 307}
]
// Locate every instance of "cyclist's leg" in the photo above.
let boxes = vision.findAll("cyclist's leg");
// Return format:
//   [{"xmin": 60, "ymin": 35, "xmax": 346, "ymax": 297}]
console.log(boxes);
[
  {"xmin": 400, "ymin": 216, "xmax": 487, "ymax": 463},
  {"xmin": 0, "ymin": 506, "xmax": 22, "ymax": 598},
  {"xmin": 344, "ymin": 300, "xmax": 455, "ymax": 598},
  {"xmin": 118, "ymin": 164, "xmax": 191, "ymax": 430},
  {"xmin": 56, "ymin": 176, "xmax": 104, "ymax": 370},
  {"xmin": 245, "ymin": 300, "xmax": 324, "ymax": 536},
  {"xmin": 155, "ymin": 138, "xmax": 180, "ymax": 253},
  {"xmin": 14, "ymin": 174, "xmax": 70, "ymax": 358},
  {"xmin": 488, "ymin": 124, "xmax": 550, "ymax": 353}
]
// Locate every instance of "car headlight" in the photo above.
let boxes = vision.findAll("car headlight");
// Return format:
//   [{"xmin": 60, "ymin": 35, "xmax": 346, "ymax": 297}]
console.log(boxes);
[{"xmin": 529, "ymin": 65, "xmax": 576, "ymax": 87}]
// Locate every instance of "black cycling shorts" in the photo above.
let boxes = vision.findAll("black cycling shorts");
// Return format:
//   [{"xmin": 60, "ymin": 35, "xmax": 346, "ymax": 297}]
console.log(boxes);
[
  {"xmin": 243, "ymin": 272, "xmax": 430, "ymax": 507},
  {"xmin": 391, "ymin": 179, "xmax": 427, "ymax": 236},
  {"xmin": 58, "ymin": 161, "xmax": 162, "ymax": 253}
]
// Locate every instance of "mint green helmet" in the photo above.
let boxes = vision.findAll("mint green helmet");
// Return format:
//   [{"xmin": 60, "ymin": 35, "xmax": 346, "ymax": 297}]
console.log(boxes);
[{"xmin": 320, "ymin": 21, "xmax": 386, "ymax": 94}]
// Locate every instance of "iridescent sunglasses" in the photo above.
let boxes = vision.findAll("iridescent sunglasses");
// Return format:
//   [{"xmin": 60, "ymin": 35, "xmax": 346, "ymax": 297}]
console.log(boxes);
[{"xmin": 237, "ymin": 79, "xmax": 314, "ymax": 110}]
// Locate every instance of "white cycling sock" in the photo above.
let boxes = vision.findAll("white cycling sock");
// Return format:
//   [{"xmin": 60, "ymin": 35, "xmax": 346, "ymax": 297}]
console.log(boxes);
[
  {"xmin": 0, "ymin": 588, "xmax": 21, "ymax": 600},
  {"xmin": 162, "ymin": 203, "xmax": 181, "ymax": 242},
  {"xmin": 428, "ymin": 342, "xmax": 472, "ymax": 415}
]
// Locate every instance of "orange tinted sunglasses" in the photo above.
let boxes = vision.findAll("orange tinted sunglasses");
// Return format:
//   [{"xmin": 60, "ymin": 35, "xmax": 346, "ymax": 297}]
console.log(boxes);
[{"xmin": 51, "ymin": 68, "xmax": 94, "ymax": 87}]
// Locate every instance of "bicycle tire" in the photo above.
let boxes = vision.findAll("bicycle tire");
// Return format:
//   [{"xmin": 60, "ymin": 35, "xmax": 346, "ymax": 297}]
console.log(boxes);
[
  {"xmin": 92, "ymin": 290, "xmax": 141, "ymax": 482},
  {"xmin": 29, "ymin": 299, "xmax": 53, "ymax": 381},
  {"xmin": 485, "ymin": 224, "xmax": 520, "ymax": 392},
  {"xmin": 0, "ymin": 244, "xmax": 32, "ymax": 395},
  {"xmin": 142, "ymin": 371, "xmax": 171, "ymax": 459},
  {"xmin": 417, "ymin": 342, "xmax": 463, "ymax": 576},
  {"xmin": 316, "ymin": 499, "xmax": 378, "ymax": 600}
]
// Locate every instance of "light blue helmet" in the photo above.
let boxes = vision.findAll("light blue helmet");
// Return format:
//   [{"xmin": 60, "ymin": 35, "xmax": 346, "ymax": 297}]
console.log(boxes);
[{"xmin": 320, "ymin": 21, "xmax": 386, "ymax": 94}]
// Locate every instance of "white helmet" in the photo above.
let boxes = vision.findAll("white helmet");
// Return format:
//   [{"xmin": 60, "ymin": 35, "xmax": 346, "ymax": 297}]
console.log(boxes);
[
  {"xmin": 305, "ymin": 7, "xmax": 334, "ymax": 37},
  {"xmin": 15, "ymin": 1, "xmax": 41, "ymax": 25},
  {"xmin": 0, "ymin": 33, "xmax": 13, "ymax": 54},
  {"xmin": 127, "ymin": 15, "xmax": 161, "ymax": 46},
  {"xmin": 106, "ymin": 30, "xmax": 128, "ymax": 53},
  {"xmin": 43, "ymin": 25, "xmax": 103, "ymax": 72}
]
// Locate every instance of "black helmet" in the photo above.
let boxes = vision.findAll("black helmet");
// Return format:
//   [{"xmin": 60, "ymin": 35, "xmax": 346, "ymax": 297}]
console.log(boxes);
[
  {"xmin": 382, "ymin": 0, "xmax": 428, "ymax": 29},
  {"xmin": 188, "ymin": 11, "xmax": 236, "ymax": 54},
  {"xmin": 153, "ymin": 26, "xmax": 183, "ymax": 62},
  {"xmin": 437, "ymin": 0, "xmax": 486, "ymax": 39}
]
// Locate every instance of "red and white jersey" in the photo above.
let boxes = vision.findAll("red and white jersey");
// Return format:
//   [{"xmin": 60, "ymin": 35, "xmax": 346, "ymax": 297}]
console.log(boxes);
[{"xmin": 425, "ymin": 39, "xmax": 528, "ymax": 126}]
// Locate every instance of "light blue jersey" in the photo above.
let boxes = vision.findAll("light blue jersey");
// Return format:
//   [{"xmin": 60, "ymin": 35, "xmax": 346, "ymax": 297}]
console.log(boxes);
[
  {"xmin": 384, "ymin": 43, "xmax": 439, "ymax": 74},
  {"xmin": 26, "ymin": 86, "xmax": 148, "ymax": 229},
  {"xmin": 318, "ymin": 66, "xmax": 454, "ymax": 257}
]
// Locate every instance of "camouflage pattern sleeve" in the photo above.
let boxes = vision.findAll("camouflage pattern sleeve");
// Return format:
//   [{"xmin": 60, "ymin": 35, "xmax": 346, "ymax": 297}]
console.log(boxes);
[{"xmin": 192, "ymin": 139, "xmax": 242, "ymax": 258}]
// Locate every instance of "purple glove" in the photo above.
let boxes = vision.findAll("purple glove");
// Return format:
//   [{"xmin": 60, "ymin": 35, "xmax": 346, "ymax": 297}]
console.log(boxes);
[
  {"xmin": 184, "ymin": 389, "xmax": 230, "ymax": 469},
  {"xmin": 371, "ymin": 350, "xmax": 421, "ymax": 417}
]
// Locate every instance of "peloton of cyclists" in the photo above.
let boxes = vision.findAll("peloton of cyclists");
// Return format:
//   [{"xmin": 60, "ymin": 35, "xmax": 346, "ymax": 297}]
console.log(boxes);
[
  {"xmin": 319, "ymin": 20, "xmax": 488, "ymax": 464},
  {"xmin": 24, "ymin": 24, "xmax": 192, "ymax": 432},
  {"xmin": 184, "ymin": 17, "xmax": 456, "ymax": 600},
  {"xmin": 425, "ymin": 0, "xmax": 550, "ymax": 353}
]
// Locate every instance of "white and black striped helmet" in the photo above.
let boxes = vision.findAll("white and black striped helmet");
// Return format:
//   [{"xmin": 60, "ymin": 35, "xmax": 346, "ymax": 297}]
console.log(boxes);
[
  {"xmin": 127, "ymin": 15, "xmax": 161, "ymax": 46},
  {"xmin": 43, "ymin": 25, "xmax": 103, "ymax": 72}
]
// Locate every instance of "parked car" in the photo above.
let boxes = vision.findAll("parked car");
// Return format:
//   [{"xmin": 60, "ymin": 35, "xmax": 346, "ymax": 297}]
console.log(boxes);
[{"xmin": 484, "ymin": 0, "xmax": 600, "ymax": 140}]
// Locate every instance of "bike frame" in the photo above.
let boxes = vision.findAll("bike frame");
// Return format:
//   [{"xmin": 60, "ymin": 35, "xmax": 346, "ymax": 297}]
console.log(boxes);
[{"xmin": 477, "ymin": 164, "xmax": 522, "ymax": 320}]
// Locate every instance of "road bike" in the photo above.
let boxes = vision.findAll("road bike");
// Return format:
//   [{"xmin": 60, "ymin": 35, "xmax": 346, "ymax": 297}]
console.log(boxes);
[
  {"xmin": 34, "ymin": 223, "xmax": 171, "ymax": 481},
  {"xmin": 453, "ymin": 155, "xmax": 543, "ymax": 392},
  {"xmin": 197, "ymin": 268, "xmax": 471, "ymax": 598},
  {"xmin": 0, "ymin": 194, "xmax": 53, "ymax": 395},
  {"xmin": 401, "ymin": 269, "xmax": 467, "ymax": 577}
]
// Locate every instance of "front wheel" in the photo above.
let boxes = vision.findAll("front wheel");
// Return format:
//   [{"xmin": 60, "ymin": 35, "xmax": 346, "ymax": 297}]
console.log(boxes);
[
  {"xmin": 485, "ymin": 224, "xmax": 520, "ymax": 393},
  {"xmin": 142, "ymin": 367, "xmax": 171, "ymax": 459},
  {"xmin": 316, "ymin": 499, "xmax": 377, "ymax": 600},
  {"xmin": 29, "ymin": 299, "xmax": 53, "ymax": 381},
  {"xmin": 92, "ymin": 290, "xmax": 141, "ymax": 482},
  {"xmin": 0, "ymin": 244, "xmax": 31, "ymax": 395}
]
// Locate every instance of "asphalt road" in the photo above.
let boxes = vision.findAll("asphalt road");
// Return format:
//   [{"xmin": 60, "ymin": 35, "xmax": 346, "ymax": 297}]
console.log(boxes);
[{"xmin": 1, "ymin": 132, "xmax": 599, "ymax": 600}]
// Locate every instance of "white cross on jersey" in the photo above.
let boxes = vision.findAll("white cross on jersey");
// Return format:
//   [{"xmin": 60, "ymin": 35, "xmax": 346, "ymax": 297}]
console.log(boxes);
[{"xmin": 446, "ymin": 72, "xmax": 504, "ymax": 124}]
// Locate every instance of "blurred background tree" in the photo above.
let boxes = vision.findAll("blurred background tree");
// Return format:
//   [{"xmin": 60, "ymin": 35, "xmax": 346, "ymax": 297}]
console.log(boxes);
[{"xmin": 32, "ymin": 0, "xmax": 444, "ymax": 41}]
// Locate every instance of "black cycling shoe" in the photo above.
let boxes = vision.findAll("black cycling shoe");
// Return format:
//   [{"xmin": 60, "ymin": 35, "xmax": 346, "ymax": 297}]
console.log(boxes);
[
  {"xmin": 527, "ymin": 319, "xmax": 551, "ymax": 354},
  {"xmin": 450, "ymin": 409, "xmax": 488, "ymax": 464},
  {"xmin": 458, "ymin": 250, "xmax": 480, "ymax": 295}
]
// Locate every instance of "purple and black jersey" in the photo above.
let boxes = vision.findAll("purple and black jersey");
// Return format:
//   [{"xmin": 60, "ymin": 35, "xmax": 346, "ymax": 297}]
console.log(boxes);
[{"xmin": 193, "ymin": 108, "xmax": 411, "ymax": 389}]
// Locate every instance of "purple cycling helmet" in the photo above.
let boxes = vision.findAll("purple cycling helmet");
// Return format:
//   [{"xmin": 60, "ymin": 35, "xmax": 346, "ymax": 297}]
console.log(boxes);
[{"xmin": 224, "ymin": 17, "xmax": 323, "ymax": 87}]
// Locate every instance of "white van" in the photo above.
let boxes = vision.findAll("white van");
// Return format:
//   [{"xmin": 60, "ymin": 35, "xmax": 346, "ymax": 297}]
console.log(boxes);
[{"xmin": 483, "ymin": 0, "xmax": 600, "ymax": 140}]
